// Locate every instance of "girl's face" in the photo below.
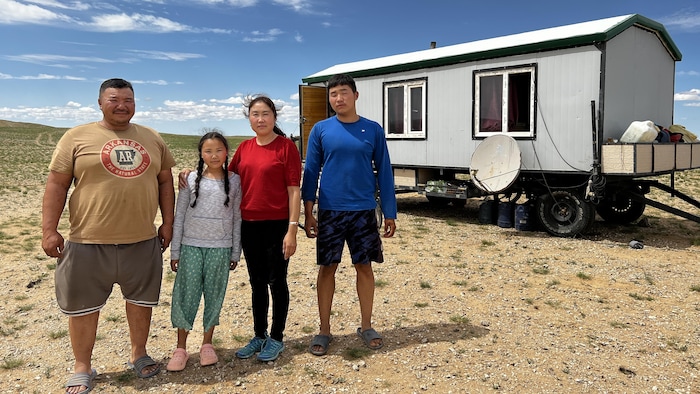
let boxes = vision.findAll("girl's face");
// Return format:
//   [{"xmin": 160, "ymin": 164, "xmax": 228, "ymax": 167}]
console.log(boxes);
[
  {"xmin": 248, "ymin": 101, "xmax": 276, "ymax": 136},
  {"xmin": 200, "ymin": 138, "xmax": 228, "ymax": 170}
]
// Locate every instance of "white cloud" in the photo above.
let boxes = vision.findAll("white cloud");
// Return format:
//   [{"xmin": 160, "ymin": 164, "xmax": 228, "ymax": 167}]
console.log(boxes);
[
  {"xmin": 0, "ymin": 88, "xmax": 299, "ymax": 129},
  {"xmin": 272, "ymin": 0, "xmax": 311, "ymax": 13},
  {"xmin": 25, "ymin": 0, "xmax": 90, "ymax": 11},
  {"xmin": 128, "ymin": 50, "xmax": 206, "ymax": 61},
  {"xmin": 210, "ymin": 96, "xmax": 247, "ymax": 105},
  {"xmin": 85, "ymin": 13, "xmax": 191, "ymax": 33},
  {"xmin": 677, "ymin": 70, "xmax": 700, "ymax": 76},
  {"xmin": 5, "ymin": 54, "xmax": 114, "ymax": 65},
  {"xmin": 660, "ymin": 11, "xmax": 700, "ymax": 30},
  {"xmin": 195, "ymin": 0, "xmax": 258, "ymax": 6},
  {"xmin": 0, "ymin": 71, "xmax": 87, "ymax": 80},
  {"xmin": 243, "ymin": 28, "xmax": 283, "ymax": 42},
  {"xmin": 130, "ymin": 80, "xmax": 170, "ymax": 86},
  {"xmin": 675, "ymin": 89, "xmax": 700, "ymax": 101},
  {"xmin": 0, "ymin": 101, "xmax": 100, "ymax": 123},
  {"xmin": 0, "ymin": 0, "xmax": 72, "ymax": 24}
]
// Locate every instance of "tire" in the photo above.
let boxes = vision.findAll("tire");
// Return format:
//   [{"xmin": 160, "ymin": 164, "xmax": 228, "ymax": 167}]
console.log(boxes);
[
  {"xmin": 595, "ymin": 186, "xmax": 646, "ymax": 224},
  {"xmin": 536, "ymin": 190, "xmax": 595, "ymax": 237}
]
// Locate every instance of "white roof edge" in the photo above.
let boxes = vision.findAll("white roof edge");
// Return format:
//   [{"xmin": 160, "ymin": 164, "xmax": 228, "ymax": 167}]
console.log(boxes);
[{"xmin": 305, "ymin": 14, "xmax": 635, "ymax": 79}]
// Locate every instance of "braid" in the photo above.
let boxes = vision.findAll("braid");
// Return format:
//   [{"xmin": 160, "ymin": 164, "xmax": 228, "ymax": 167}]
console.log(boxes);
[
  {"xmin": 223, "ymin": 156, "xmax": 230, "ymax": 207},
  {"xmin": 191, "ymin": 157, "xmax": 204, "ymax": 208}
]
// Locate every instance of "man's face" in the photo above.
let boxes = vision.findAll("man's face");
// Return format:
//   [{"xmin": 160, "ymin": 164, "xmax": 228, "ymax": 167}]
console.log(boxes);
[
  {"xmin": 98, "ymin": 87, "xmax": 135, "ymax": 127},
  {"xmin": 328, "ymin": 84, "xmax": 357, "ymax": 116}
]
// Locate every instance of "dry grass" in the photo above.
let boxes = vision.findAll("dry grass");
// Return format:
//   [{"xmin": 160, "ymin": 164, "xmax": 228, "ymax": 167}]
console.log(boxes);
[{"xmin": 1, "ymin": 121, "xmax": 700, "ymax": 393}]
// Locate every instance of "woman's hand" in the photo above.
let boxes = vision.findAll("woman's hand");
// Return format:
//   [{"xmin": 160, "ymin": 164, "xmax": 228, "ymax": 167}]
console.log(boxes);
[{"xmin": 283, "ymin": 230, "xmax": 297, "ymax": 259}]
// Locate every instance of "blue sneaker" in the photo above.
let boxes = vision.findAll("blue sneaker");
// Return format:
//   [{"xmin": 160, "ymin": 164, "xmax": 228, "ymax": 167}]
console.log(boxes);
[
  {"xmin": 235, "ymin": 336, "xmax": 267, "ymax": 359},
  {"xmin": 257, "ymin": 337, "xmax": 284, "ymax": 362}
]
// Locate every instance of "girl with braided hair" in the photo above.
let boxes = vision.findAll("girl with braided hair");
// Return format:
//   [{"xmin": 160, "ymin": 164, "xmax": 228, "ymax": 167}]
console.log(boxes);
[{"xmin": 167, "ymin": 131, "xmax": 242, "ymax": 371}]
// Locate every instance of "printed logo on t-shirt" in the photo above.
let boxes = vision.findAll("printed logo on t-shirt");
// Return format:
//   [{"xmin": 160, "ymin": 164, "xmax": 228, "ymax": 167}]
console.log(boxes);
[{"xmin": 101, "ymin": 139, "xmax": 151, "ymax": 178}]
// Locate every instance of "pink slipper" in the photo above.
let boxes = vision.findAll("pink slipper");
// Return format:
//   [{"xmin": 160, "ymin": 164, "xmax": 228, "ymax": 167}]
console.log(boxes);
[
  {"xmin": 199, "ymin": 344, "xmax": 218, "ymax": 367},
  {"xmin": 166, "ymin": 348, "xmax": 189, "ymax": 372}
]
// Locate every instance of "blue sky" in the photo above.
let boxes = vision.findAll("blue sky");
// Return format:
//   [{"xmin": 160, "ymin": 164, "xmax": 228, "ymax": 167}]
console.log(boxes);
[{"xmin": 1, "ymin": 0, "xmax": 699, "ymax": 137}]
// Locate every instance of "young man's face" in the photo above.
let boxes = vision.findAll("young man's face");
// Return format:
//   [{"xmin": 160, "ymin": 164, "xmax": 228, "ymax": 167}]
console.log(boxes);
[{"xmin": 328, "ymin": 84, "xmax": 358, "ymax": 116}]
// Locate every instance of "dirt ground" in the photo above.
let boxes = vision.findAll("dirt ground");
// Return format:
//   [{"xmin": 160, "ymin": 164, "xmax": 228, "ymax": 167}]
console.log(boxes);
[{"xmin": 1, "ymin": 177, "xmax": 700, "ymax": 393}]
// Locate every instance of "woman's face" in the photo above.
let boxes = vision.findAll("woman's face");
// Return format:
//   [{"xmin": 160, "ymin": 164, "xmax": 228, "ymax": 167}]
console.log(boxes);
[{"xmin": 248, "ymin": 101, "xmax": 276, "ymax": 136}]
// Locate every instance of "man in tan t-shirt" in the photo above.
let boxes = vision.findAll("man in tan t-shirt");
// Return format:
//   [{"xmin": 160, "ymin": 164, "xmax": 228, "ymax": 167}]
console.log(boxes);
[{"xmin": 42, "ymin": 78, "xmax": 175, "ymax": 394}]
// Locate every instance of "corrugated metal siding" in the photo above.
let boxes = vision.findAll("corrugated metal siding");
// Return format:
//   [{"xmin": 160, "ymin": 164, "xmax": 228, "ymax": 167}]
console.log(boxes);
[
  {"xmin": 355, "ymin": 47, "xmax": 602, "ymax": 173},
  {"xmin": 526, "ymin": 47, "xmax": 601, "ymax": 172},
  {"xmin": 602, "ymin": 26, "xmax": 675, "ymax": 138}
]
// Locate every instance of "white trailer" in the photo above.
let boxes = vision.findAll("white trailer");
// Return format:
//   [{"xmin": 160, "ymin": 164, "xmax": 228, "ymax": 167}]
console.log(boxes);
[{"xmin": 299, "ymin": 14, "xmax": 700, "ymax": 237}]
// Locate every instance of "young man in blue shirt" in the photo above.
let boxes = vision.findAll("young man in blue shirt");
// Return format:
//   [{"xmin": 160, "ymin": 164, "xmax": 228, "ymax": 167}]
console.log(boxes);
[{"xmin": 302, "ymin": 73, "xmax": 397, "ymax": 356}]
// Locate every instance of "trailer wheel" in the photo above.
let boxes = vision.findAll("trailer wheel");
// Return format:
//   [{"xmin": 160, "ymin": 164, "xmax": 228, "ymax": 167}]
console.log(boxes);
[
  {"xmin": 595, "ymin": 186, "xmax": 646, "ymax": 224},
  {"xmin": 536, "ymin": 190, "xmax": 595, "ymax": 237}
]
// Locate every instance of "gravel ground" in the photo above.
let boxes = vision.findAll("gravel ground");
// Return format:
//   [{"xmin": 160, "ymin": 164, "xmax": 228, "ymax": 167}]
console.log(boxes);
[{"xmin": 1, "ymin": 186, "xmax": 700, "ymax": 394}]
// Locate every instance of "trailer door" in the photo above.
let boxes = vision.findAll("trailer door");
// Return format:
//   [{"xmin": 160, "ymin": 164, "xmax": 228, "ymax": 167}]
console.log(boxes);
[{"xmin": 299, "ymin": 85, "xmax": 328, "ymax": 160}]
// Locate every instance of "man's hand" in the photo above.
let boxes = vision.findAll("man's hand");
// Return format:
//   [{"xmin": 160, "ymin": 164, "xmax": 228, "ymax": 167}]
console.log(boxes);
[
  {"xmin": 42, "ymin": 230, "xmax": 65, "ymax": 258},
  {"xmin": 42, "ymin": 170, "xmax": 72, "ymax": 259},
  {"xmin": 178, "ymin": 169, "xmax": 192, "ymax": 189},
  {"xmin": 303, "ymin": 215, "xmax": 318, "ymax": 238},
  {"xmin": 158, "ymin": 224, "xmax": 173, "ymax": 251},
  {"xmin": 383, "ymin": 218, "xmax": 396, "ymax": 238}
]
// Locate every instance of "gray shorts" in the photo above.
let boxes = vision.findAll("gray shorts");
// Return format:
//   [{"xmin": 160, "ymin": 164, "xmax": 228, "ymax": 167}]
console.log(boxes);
[{"xmin": 55, "ymin": 237, "xmax": 163, "ymax": 316}]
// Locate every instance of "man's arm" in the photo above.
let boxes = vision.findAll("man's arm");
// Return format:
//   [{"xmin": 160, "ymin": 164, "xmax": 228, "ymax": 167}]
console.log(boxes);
[
  {"xmin": 41, "ymin": 171, "xmax": 73, "ymax": 258},
  {"xmin": 157, "ymin": 169, "xmax": 175, "ymax": 250}
]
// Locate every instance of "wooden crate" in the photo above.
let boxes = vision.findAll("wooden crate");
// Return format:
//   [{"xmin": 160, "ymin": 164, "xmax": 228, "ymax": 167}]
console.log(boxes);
[{"xmin": 601, "ymin": 143, "xmax": 700, "ymax": 175}]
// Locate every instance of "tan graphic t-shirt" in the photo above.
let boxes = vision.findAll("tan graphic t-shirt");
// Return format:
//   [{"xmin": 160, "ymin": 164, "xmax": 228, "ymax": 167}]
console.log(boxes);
[{"xmin": 49, "ymin": 122, "xmax": 175, "ymax": 244}]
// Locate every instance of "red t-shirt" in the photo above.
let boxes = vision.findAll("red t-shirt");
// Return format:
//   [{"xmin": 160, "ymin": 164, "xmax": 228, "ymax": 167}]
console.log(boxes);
[{"xmin": 229, "ymin": 136, "xmax": 301, "ymax": 221}]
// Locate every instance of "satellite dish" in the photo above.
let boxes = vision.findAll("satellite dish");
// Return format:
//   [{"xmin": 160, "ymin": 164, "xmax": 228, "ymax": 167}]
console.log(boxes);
[{"xmin": 470, "ymin": 134, "xmax": 521, "ymax": 193}]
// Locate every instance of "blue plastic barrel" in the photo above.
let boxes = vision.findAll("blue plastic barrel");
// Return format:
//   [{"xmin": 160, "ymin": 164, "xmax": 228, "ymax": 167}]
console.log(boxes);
[
  {"xmin": 497, "ymin": 201, "xmax": 514, "ymax": 228},
  {"xmin": 514, "ymin": 201, "xmax": 535, "ymax": 231},
  {"xmin": 479, "ymin": 199, "xmax": 497, "ymax": 224}
]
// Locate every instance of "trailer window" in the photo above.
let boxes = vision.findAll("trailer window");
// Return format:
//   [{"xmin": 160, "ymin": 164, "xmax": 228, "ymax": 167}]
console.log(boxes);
[
  {"xmin": 383, "ymin": 79, "xmax": 426, "ymax": 139},
  {"xmin": 474, "ymin": 66, "xmax": 536, "ymax": 138}
]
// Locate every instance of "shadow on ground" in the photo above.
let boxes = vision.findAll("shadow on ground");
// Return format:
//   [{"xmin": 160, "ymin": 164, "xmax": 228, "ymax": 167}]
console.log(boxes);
[{"xmin": 94, "ymin": 322, "xmax": 488, "ymax": 390}]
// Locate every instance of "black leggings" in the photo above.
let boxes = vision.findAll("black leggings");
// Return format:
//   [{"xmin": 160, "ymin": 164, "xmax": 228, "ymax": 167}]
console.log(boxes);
[{"xmin": 241, "ymin": 220, "xmax": 290, "ymax": 342}]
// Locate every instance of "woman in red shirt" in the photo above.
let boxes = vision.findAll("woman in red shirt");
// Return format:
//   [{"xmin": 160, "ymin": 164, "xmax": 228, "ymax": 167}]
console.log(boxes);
[{"xmin": 230, "ymin": 95, "xmax": 301, "ymax": 362}]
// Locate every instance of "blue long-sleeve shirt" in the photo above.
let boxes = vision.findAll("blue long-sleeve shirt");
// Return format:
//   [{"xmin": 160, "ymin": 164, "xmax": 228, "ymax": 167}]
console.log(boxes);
[{"xmin": 301, "ymin": 115, "xmax": 397, "ymax": 219}]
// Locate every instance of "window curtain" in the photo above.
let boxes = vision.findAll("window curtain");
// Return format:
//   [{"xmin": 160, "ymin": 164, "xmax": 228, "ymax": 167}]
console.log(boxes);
[{"xmin": 480, "ymin": 76, "xmax": 502, "ymax": 131}]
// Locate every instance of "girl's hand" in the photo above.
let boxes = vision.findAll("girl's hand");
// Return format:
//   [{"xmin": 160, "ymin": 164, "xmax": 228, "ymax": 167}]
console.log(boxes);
[
  {"xmin": 170, "ymin": 259, "xmax": 179, "ymax": 272},
  {"xmin": 230, "ymin": 260, "xmax": 238, "ymax": 270}
]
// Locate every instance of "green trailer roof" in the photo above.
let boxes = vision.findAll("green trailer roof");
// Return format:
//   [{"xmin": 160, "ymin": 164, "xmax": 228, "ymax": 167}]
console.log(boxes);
[{"xmin": 302, "ymin": 14, "xmax": 681, "ymax": 84}]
